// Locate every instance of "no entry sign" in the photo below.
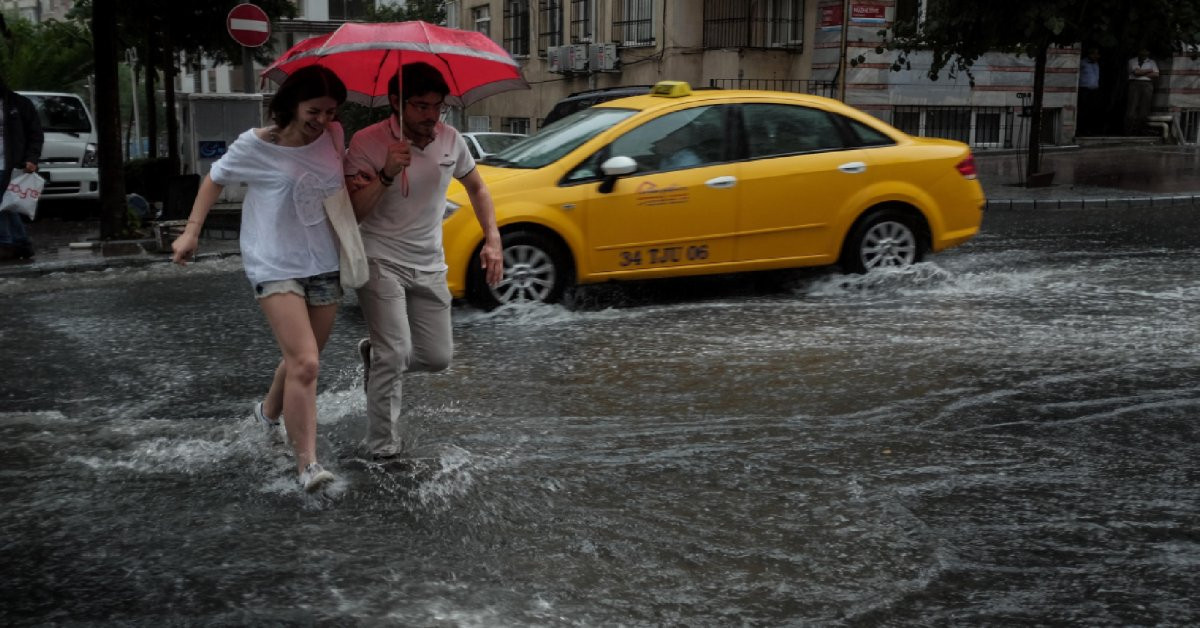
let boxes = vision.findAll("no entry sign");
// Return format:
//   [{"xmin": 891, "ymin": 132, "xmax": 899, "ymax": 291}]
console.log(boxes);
[{"xmin": 227, "ymin": 3, "xmax": 271, "ymax": 48}]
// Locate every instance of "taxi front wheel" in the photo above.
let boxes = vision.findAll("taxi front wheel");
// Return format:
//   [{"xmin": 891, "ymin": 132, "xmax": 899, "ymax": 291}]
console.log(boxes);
[
  {"xmin": 468, "ymin": 230, "xmax": 570, "ymax": 309},
  {"xmin": 840, "ymin": 208, "xmax": 927, "ymax": 274}
]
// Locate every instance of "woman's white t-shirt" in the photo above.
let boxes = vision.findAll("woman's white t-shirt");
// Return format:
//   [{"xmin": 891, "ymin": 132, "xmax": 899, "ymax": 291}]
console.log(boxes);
[{"xmin": 209, "ymin": 123, "xmax": 345, "ymax": 287}]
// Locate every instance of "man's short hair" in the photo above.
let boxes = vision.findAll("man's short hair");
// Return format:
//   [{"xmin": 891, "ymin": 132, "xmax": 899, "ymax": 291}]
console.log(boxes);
[{"xmin": 387, "ymin": 62, "xmax": 450, "ymax": 101}]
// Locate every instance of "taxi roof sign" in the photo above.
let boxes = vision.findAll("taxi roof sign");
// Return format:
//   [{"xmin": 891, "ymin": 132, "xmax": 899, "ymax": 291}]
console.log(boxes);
[{"xmin": 651, "ymin": 81, "xmax": 692, "ymax": 97}]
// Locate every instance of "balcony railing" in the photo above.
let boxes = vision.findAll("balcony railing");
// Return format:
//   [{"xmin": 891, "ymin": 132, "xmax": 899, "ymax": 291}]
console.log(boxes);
[{"xmin": 708, "ymin": 78, "xmax": 836, "ymax": 98}]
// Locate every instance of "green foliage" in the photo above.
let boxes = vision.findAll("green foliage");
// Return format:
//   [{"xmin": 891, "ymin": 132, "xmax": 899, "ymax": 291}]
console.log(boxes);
[
  {"xmin": 884, "ymin": 0, "xmax": 1200, "ymax": 81},
  {"xmin": 0, "ymin": 16, "xmax": 93, "ymax": 92}
]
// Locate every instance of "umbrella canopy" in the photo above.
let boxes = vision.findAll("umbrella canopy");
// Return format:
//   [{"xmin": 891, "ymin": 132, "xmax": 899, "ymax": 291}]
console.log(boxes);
[{"xmin": 261, "ymin": 21, "xmax": 528, "ymax": 108}]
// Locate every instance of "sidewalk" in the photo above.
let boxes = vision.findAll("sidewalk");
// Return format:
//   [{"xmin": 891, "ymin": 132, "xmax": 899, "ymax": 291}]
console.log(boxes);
[
  {"xmin": 2, "ymin": 143, "xmax": 1198, "ymax": 279},
  {"xmin": 977, "ymin": 143, "xmax": 1200, "ymax": 209}
]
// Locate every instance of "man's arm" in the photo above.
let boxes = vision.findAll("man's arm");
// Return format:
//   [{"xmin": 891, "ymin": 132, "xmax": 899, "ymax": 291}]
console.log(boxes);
[
  {"xmin": 346, "ymin": 134, "xmax": 412, "ymax": 222},
  {"xmin": 459, "ymin": 168, "xmax": 503, "ymax": 286}
]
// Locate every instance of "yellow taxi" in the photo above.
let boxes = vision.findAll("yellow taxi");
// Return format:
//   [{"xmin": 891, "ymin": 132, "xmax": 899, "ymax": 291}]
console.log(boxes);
[{"xmin": 443, "ymin": 81, "xmax": 985, "ymax": 308}]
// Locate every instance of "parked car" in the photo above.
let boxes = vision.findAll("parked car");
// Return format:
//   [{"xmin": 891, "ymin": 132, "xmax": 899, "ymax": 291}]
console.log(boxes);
[
  {"xmin": 444, "ymin": 81, "xmax": 985, "ymax": 309},
  {"xmin": 17, "ymin": 91, "xmax": 99, "ymax": 201},
  {"xmin": 462, "ymin": 131, "xmax": 526, "ymax": 160},
  {"xmin": 542, "ymin": 85, "xmax": 654, "ymax": 125}
]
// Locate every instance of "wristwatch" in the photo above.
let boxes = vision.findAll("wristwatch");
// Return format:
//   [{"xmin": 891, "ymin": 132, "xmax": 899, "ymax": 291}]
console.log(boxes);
[{"xmin": 378, "ymin": 168, "xmax": 395, "ymax": 187}]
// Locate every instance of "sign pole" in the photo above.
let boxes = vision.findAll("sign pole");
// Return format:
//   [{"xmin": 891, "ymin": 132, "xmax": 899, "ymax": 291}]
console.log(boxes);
[{"xmin": 243, "ymin": 47, "xmax": 256, "ymax": 93}]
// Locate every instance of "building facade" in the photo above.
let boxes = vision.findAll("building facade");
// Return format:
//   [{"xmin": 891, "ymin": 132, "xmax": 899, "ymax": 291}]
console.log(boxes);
[{"xmin": 447, "ymin": 0, "xmax": 1200, "ymax": 146}]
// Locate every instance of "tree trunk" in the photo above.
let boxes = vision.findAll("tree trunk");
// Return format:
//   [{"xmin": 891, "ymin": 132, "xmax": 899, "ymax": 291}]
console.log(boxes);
[
  {"xmin": 1025, "ymin": 42, "xmax": 1048, "ymax": 186},
  {"xmin": 91, "ymin": 0, "xmax": 126, "ymax": 239},
  {"xmin": 164, "ymin": 21, "xmax": 180, "ymax": 176},
  {"xmin": 144, "ymin": 24, "xmax": 157, "ymax": 160}
]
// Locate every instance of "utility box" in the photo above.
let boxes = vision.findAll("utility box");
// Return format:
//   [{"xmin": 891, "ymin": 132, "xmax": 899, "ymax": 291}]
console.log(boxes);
[
  {"xmin": 565, "ymin": 44, "xmax": 589, "ymax": 72},
  {"xmin": 179, "ymin": 92, "xmax": 263, "ymax": 203},
  {"xmin": 547, "ymin": 45, "xmax": 563, "ymax": 73},
  {"xmin": 590, "ymin": 43, "xmax": 618, "ymax": 72}
]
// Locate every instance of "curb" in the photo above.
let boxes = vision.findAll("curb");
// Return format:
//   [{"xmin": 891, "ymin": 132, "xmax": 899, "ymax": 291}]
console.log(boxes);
[{"xmin": 985, "ymin": 193, "xmax": 1200, "ymax": 211}]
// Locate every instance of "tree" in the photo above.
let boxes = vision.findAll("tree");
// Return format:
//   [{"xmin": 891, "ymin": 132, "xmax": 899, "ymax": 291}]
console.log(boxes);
[
  {"xmin": 91, "ymin": 0, "xmax": 125, "ymax": 238},
  {"xmin": 0, "ymin": 15, "xmax": 92, "ymax": 92},
  {"xmin": 879, "ymin": 0, "xmax": 1200, "ymax": 186}
]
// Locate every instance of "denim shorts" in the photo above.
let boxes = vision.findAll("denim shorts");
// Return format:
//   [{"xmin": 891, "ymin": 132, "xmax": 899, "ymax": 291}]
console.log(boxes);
[{"xmin": 254, "ymin": 271, "xmax": 343, "ymax": 306}]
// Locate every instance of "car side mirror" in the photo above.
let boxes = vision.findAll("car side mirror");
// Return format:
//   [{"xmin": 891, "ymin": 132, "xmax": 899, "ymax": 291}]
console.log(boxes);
[{"xmin": 598, "ymin": 156, "xmax": 637, "ymax": 194}]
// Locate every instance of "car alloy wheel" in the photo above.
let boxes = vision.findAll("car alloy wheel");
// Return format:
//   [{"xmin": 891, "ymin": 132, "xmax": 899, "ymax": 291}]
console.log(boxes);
[
  {"xmin": 860, "ymin": 220, "xmax": 918, "ymax": 270},
  {"xmin": 469, "ymin": 230, "xmax": 569, "ymax": 309},
  {"xmin": 841, "ymin": 207, "xmax": 926, "ymax": 274}
]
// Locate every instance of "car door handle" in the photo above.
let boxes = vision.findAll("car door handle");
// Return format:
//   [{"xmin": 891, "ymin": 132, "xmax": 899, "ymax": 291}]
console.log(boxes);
[
  {"xmin": 705, "ymin": 176, "xmax": 737, "ymax": 189},
  {"xmin": 838, "ymin": 161, "xmax": 867, "ymax": 174}
]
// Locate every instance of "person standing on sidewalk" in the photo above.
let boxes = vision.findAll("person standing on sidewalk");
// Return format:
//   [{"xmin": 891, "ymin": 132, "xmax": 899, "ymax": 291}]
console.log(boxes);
[
  {"xmin": 1077, "ymin": 48, "xmax": 1102, "ymax": 136},
  {"xmin": 343, "ymin": 62, "xmax": 503, "ymax": 459},
  {"xmin": 0, "ymin": 76, "xmax": 43, "ymax": 261},
  {"xmin": 171, "ymin": 65, "xmax": 349, "ymax": 493},
  {"xmin": 1124, "ymin": 48, "xmax": 1159, "ymax": 135}
]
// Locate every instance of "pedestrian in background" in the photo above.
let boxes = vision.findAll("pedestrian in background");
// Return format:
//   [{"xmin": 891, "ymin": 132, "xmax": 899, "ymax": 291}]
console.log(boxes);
[
  {"xmin": 171, "ymin": 65, "xmax": 349, "ymax": 493},
  {"xmin": 1124, "ymin": 48, "xmax": 1159, "ymax": 135},
  {"xmin": 1077, "ymin": 47, "xmax": 1102, "ymax": 136},
  {"xmin": 0, "ymin": 75, "xmax": 43, "ymax": 261},
  {"xmin": 343, "ymin": 62, "xmax": 503, "ymax": 460}
]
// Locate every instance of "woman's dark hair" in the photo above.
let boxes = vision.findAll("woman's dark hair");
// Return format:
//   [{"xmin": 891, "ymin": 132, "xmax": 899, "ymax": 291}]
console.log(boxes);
[
  {"xmin": 387, "ymin": 62, "xmax": 450, "ymax": 102},
  {"xmin": 269, "ymin": 65, "xmax": 348, "ymax": 127}
]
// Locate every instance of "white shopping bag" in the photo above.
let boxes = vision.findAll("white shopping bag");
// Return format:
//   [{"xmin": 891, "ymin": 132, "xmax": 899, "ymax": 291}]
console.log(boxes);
[{"xmin": 1, "ymin": 170, "xmax": 46, "ymax": 219}]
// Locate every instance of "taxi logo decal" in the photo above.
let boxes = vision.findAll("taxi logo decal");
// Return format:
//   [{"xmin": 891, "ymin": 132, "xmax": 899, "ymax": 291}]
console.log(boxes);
[{"xmin": 635, "ymin": 181, "xmax": 689, "ymax": 206}]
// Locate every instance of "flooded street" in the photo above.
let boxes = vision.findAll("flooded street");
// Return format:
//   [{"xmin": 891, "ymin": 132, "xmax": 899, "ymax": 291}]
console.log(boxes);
[{"xmin": 2, "ymin": 204, "xmax": 1199, "ymax": 625}]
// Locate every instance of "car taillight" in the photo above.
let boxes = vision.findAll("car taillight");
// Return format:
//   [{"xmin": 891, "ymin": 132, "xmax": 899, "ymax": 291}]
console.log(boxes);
[{"xmin": 956, "ymin": 154, "xmax": 977, "ymax": 180}]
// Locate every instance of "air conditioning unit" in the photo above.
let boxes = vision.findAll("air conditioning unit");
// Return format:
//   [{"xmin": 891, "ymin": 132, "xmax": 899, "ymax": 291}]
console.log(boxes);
[
  {"xmin": 565, "ymin": 44, "xmax": 589, "ymax": 73},
  {"xmin": 589, "ymin": 43, "xmax": 618, "ymax": 72},
  {"xmin": 547, "ymin": 45, "xmax": 563, "ymax": 73}
]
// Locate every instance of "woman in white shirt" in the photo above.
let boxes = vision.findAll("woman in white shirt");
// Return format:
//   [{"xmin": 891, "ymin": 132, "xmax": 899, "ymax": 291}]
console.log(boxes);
[{"xmin": 172, "ymin": 65, "xmax": 348, "ymax": 494}]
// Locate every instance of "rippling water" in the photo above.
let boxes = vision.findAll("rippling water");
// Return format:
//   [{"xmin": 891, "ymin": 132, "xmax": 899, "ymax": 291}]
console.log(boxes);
[{"xmin": 2, "ymin": 206, "xmax": 1198, "ymax": 625}]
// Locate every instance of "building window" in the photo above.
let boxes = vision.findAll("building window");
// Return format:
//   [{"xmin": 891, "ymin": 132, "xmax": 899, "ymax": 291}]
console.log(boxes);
[
  {"xmin": 468, "ymin": 115, "xmax": 491, "ymax": 132},
  {"xmin": 614, "ymin": 0, "xmax": 654, "ymax": 47},
  {"xmin": 768, "ymin": 0, "xmax": 804, "ymax": 47},
  {"xmin": 893, "ymin": 0, "xmax": 924, "ymax": 35},
  {"xmin": 504, "ymin": 1, "xmax": 531, "ymax": 56},
  {"xmin": 503, "ymin": 117, "xmax": 531, "ymax": 134},
  {"xmin": 570, "ymin": 0, "xmax": 593, "ymax": 43},
  {"xmin": 446, "ymin": 1, "xmax": 461, "ymax": 28},
  {"xmin": 703, "ymin": 0, "xmax": 801, "ymax": 49},
  {"xmin": 328, "ymin": 0, "xmax": 370, "ymax": 20},
  {"xmin": 1181, "ymin": 110, "xmax": 1200, "ymax": 144},
  {"xmin": 473, "ymin": 5, "xmax": 491, "ymax": 38},
  {"xmin": 539, "ymin": 1, "xmax": 564, "ymax": 56}
]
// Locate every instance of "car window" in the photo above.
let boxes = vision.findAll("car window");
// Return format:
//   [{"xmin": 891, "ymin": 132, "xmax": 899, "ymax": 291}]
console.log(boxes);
[
  {"xmin": 475, "ymin": 134, "xmax": 524, "ymax": 154},
  {"xmin": 482, "ymin": 107, "xmax": 636, "ymax": 169},
  {"xmin": 466, "ymin": 140, "xmax": 481, "ymax": 159},
  {"xmin": 844, "ymin": 118, "xmax": 896, "ymax": 146},
  {"xmin": 564, "ymin": 105, "xmax": 727, "ymax": 182},
  {"xmin": 25, "ymin": 94, "xmax": 91, "ymax": 133},
  {"xmin": 742, "ymin": 103, "xmax": 845, "ymax": 158}
]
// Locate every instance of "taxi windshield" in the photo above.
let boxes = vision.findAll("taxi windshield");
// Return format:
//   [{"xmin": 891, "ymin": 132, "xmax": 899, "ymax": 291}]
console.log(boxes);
[{"xmin": 481, "ymin": 107, "xmax": 636, "ymax": 169}]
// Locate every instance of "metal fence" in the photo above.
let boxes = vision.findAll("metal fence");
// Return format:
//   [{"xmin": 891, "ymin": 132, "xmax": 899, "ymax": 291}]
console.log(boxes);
[
  {"xmin": 892, "ymin": 105, "xmax": 1061, "ymax": 149},
  {"xmin": 1181, "ymin": 110, "xmax": 1200, "ymax": 144},
  {"xmin": 708, "ymin": 78, "xmax": 836, "ymax": 98}
]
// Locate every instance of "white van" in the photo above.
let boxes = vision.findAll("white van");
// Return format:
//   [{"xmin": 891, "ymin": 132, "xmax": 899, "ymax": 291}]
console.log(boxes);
[{"xmin": 17, "ymin": 91, "xmax": 99, "ymax": 201}]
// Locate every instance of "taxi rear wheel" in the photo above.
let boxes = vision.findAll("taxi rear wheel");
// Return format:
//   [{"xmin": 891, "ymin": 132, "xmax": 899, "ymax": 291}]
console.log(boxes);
[
  {"xmin": 468, "ymin": 230, "xmax": 569, "ymax": 309},
  {"xmin": 840, "ymin": 208, "xmax": 926, "ymax": 274}
]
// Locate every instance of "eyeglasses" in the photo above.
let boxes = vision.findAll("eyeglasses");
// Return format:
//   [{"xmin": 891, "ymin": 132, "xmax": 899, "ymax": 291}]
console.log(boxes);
[{"xmin": 406, "ymin": 99, "xmax": 449, "ymax": 115}]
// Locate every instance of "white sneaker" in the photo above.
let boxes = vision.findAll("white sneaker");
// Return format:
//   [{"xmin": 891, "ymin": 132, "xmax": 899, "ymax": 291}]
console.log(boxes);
[
  {"xmin": 358, "ymin": 338, "xmax": 372, "ymax": 393},
  {"xmin": 299, "ymin": 462, "xmax": 335, "ymax": 493},
  {"xmin": 253, "ymin": 401, "xmax": 283, "ymax": 443}
]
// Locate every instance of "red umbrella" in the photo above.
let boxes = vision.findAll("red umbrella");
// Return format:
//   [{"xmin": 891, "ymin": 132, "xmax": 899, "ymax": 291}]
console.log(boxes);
[{"xmin": 261, "ymin": 21, "xmax": 528, "ymax": 108}]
